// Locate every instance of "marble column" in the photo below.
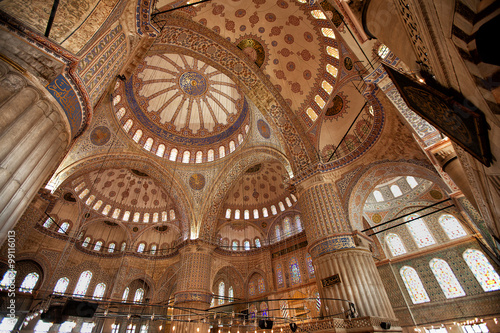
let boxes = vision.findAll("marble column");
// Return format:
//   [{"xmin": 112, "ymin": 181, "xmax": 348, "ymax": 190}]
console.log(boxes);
[
  {"xmin": 171, "ymin": 242, "xmax": 213, "ymax": 333},
  {"xmin": 298, "ymin": 177, "xmax": 396, "ymax": 320},
  {"xmin": 0, "ymin": 61, "xmax": 70, "ymax": 243}
]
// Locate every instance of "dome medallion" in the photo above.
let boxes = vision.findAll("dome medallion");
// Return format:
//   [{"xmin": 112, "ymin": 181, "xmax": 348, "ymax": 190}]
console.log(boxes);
[{"xmin": 179, "ymin": 71, "xmax": 207, "ymax": 96}]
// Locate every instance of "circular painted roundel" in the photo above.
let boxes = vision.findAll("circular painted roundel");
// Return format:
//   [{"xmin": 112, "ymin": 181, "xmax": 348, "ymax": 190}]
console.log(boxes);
[{"xmin": 179, "ymin": 71, "xmax": 207, "ymax": 96}]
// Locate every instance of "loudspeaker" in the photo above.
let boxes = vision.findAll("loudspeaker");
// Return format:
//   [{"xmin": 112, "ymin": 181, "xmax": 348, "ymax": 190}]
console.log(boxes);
[
  {"xmin": 380, "ymin": 322, "xmax": 391, "ymax": 329},
  {"xmin": 258, "ymin": 319, "xmax": 273, "ymax": 329},
  {"xmin": 62, "ymin": 300, "xmax": 98, "ymax": 318},
  {"xmin": 290, "ymin": 322, "xmax": 298, "ymax": 332}
]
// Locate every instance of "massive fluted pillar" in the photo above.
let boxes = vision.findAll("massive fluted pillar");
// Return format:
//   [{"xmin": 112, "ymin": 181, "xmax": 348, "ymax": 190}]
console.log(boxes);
[
  {"xmin": 298, "ymin": 176, "xmax": 396, "ymax": 320},
  {"xmin": 0, "ymin": 61, "xmax": 70, "ymax": 243},
  {"xmin": 171, "ymin": 242, "xmax": 213, "ymax": 332}
]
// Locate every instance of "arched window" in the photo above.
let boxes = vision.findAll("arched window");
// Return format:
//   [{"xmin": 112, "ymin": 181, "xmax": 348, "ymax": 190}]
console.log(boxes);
[
  {"xmin": 250, "ymin": 304, "xmax": 257, "ymax": 318},
  {"xmin": 195, "ymin": 151, "xmax": 203, "ymax": 163},
  {"xmin": 112, "ymin": 208, "xmax": 120, "ymax": 219},
  {"xmin": 291, "ymin": 193, "xmax": 297, "ymax": 202},
  {"xmin": 326, "ymin": 64, "xmax": 338, "ymax": 78},
  {"xmin": 271, "ymin": 205, "xmax": 277, "ymax": 215},
  {"xmin": 244, "ymin": 209, "xmax": 250, "ymax": 220},
  {"xmin": 102, "ymin": 204, "xmax": 111, "ymax": 215},
  {"xmin": 261, "ymin": 302, "xmax": 269, "ymax": 317},
  {"xmin": 234, "ymin": 209, "xmax": 240, "ymax": 219},
  {"xmin": 132, "ymin": 129, "xmax": 143, "ymax": 142},
  {"xmin": 113, "ymin": 95, "xmax": 121, "ymax": 105},
  {"xmin": 406, "ymin": 214, "xmax": 435, "ymax": 248},
  {"xmin": 43, "ymin": 217, "xmax": 53, "ymax": 228},
  {"xmin": 290, "ymin": 257, "xmax": 301, "ymax": 285},
  {"xmin": 390, "ymin": 185, "xmax": 403, "ymax": 197},
  {"xmin": 253, "ymin": 209, "xmax": 259, "ymax": 219},
  {"xmin": 144, "ymin": 138, "xmax": 153, "ymax": 151},
  {"xmin": 326, "ymin": 46, "xmax": 339, "ymax": 59},
  {"xmin": 182, "ymin": 150, "xmax": 190, "ymax": 163},
  {"xmin": 93, "ymin": 200, "xmax": 103, "ymax": 211},
  {"xmin": 285, "ymin": 197, "xmax": 292, "ymax": 207},
  {"xmin": 94, "ymin": 241, "xmax": 103, "ymax": 251},
  {"xmin": 137, "ymin": 243, "xmax": 145, "ymax": 253},
  {"xmin": 152, "ymin": 213, "xmax": 159, "ymax": 223},
  {"xmin": 19, "ymin": 272, "xmax": 39, "ymax": 293},
  {"xmin": 134, "ymin": 288, "xmax": 144, "ymax": 303},
  {"xmin": 373, "ymin": 190, "xmax": 384, "ymax": 202},
  {"xmin": 232, "ymin": 240, "xmax": 239, "ymax": 251},
  {"xmin": 228, "ymin": 286, "xmax": 234, "ymax": 302},
  {"xmin": 315, "ymin": 95, "xmax": 326, "ymax": 108},
  {"xmin": 229, "ymin": 140, "xmax": 236, "ymax": 153},
  {"xmin": 244, "ymin": 240, "xmax": 250, "ymax": 250},
  {"xmin": 122, "ymin": 287, "xmax": 129, "ymax": 302},
  {"xmin": 108, "ymin": 243, "xmax": 116, "ymax": 253},
  {"xmin": 143, "ymin": 213, "xmax": 150, "ymax": 223},
  {"xmin": 439, "ymin": 214, "xmax": 467, "ymax": 240},
  {"xmin": 85, "ymin": 195, "xmax": 95, "ymax": 205},
  {"xmin": 463, "ymin": 249, "xmax": 500, "ymax": 292},
  {"xmin": 321, "ymin": 28, "xmax": 335, "ymax": 38},
  {"xmin": 306, "ymin": 253, "xmax": 315, "ymax": 276},
  {"xmin": 276, "ymin": 264, "xmax": 284, "ymax": 287},
  {"xmin": 262, "ymin": 207, "xmax": 268, "ymax": 217},
  {"xmin": 123, "ymin": 211, "xmax": 130, "ymax": 222},
  {"xmin": 0, "ymin": 270, "xmax": 16, "ymax": 290},
  {"xmin": 219, "ymin": 145, "xmax": 225, "ymax": 158},
  {"xmin": 54, "ymin": 277, "xmax": 69, "ymax": 295},
  {"xmin": 430, "ymin": 258, "xmax": 466, "ymax": 298},
  {"xmin": 248, "ymin": 281, "xmax": 256, "ymax": 296},
  {"xmin": 123, "ymin": 119, "xmax": 133, "ymax": 132},
  {"xmin": 93, "ymin": 283, "xmax": 106, "ymax": 300},
  {"xmin": 169, "ymin": 148, "xmax": 178, "ymax": 161},
  {"xmin": 156, "ymin": 144, "xmax": 165, "ymax": 157},
  {"xmin": 238, "ymin": 133, "xmax": 243, "ymax": 144},
  {"xmin": 311, "ymin": 9, "xmax": 326, "ymax": 19},
  {"xmin": 400, "ymin": 266, "xmax": 430, "ymax": 304},
  {"xmin": 406, "ymin": 176, "xmax": 418, "ymax": 188},
  {"xmin": 73, "ymin": 271, "xmax": 92, "ymax": 297},
  {"xmin": 121, "ymin": 242, "xmax": 127, "ymax": 252},
  {"xmin": 133, "ymin": 212, "xmax": 140, "ymax": 222},
  {"xmin": 151, "ymin": 244, "xmax": 157, "ymax": 255},
  {"xmin": 58, "ymin": 222, "xmax": 70, "ymax": 234},
  {"xmin": 82, "ymin": 237, "xmax": 91, "ymax": 247},
  {"xmin": 116, "ymin": 107, "xmax": 126, "ymax": 120},
  {"xmin": 258, "ymin": 278, "xmax": 265, "ymax": 293},
  {"xmin": 386, "ymin": 234, "xmax": 407, "ymax": 256},
  {"xmin": 162, "ymin": 211, "xmax": 168, "ymax": 222},
  {"xmin": 283, "ymin": 217, "xmax": 291, "ymax": 236},
  {"xmin": 255, "ymin": 238, "xmax": 261, "ymax": 248},
  {"xmin": 295, "ymin": 215, "xmax": 302, "ymax": 231},
  {"xmin": 207, "ymin": 149, "xmax": 214, "ymax": 162},
  {"xmin": 306, "ymin": 107, "xmax": 318, "ymax": 122},
  {"xmin": 169, "ymin": 209, "xmax": 176, "ymax": 220},
  {"xmin": 377, "ymin": 44, "xmax": 390, "ymax": 58},
  {"xmin": 218, "ymin": 281, "xmax": 225, "ymax": 305},
  {"xmin": 78, "ymin": 189, "xmax": 89, "ymax": 199},
  {"xmin": 275, "ymin": 225, "xmax": 281, "ymax": 241},
  {"xmin": 225, "ymin": 208, "xmax": 231, "ymax": 219},
  {"xmin": 278, "ymin": 201, "xmax": 285, "ymax": 211},
  {"xmin": 314, "ymin": 291, "xmax": 321, "ymax": 312}
]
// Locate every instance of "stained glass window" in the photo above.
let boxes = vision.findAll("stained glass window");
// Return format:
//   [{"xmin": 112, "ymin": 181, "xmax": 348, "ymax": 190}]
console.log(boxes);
[
  {"xmin": 133, "ymin": 212, "xmax": 140, "ymax": 222},
  {"xmin": 134, "ymin": 288, "xmax": 144, "ymax": 303},
  {"xmin": 152, "ymin": 213, "xmax": 159, "ymax": 223},
  {"xmin": 102, "ymin": 204, "xmax": 111, "ymax": 215},
  {"xmin": 258, "ymin": 278, "xmax": 265, "ymax": 293},
  {"xmin": 122, "ymin": 211, "xmax": 130, "ymax": 222},
  {"xmin": 234, "ymin": 209, "xmax": 240, "ymax": 219},
  {"xmin": 78, "ymin": 189, "xmax": 89, "ymax": 199},
  {"xmin": 182, "ymin": 150, "xmax": 190, "ymax": 163},
  {"xmin": 144, "ymin": 138, "xmax": 153, "ymax": 151},
  {"xmin": 208, "ymin": 149, "xmax": 214, "ymax": 161},
  {"xmin": 133, "ymin": 129, "xmax": 143, "ymax": 142},
  {"xmin": 238, "ymin": 133, "xmax": 244, "ymax": 144},
  {"xmin": 82, "ymin": 237, "xmax": 91, "ymax": 247},
  {"xmin": 321, "ymin": 28, "xmax": 335, "ymax": 38},
  {"xmin": 228, "ymin": 286, "xmax": 234, "ymax": 302},
  {"xmin": 229, "ymin": 140, "xmax": 236, "ymax": 153},
  {"xmin": 121, "ymin": 242, "xmax": 127, "ymax": 252},
  {"xmin": 244, "ymin": 240, "xmax": 250, "ymax": 250},
  {"xmin": 306, "ymin": 253, "xmax": 315, "ymax": 276},
  {"xmin": 439, "ymin": 214, "xmax": 467, "ymax": 240},
  {"xmin": 116, "ymin": 107, "xmax": 126, "ymax": 120},
  {"xmin": 271, "ymin": 205, "xmax": 277, "ymax": 215},
  {"xmin": 112, "ymin": 208, "xmax": 120, "ymax": 219},
  {"xmin": 143, "ymin": 213, "xmax": 149, "ymax": 223},
  {"xmin": 276, "ymin": 264, "xmax": 284, "ymax": 287},
  {"xmin": 0, "ymin": 270, "xmax": 16, "ymax": 290},
  {"xmin": 250, "ymin": 304, "xmax": 257, "ymax": 318},
  {"xmin": 430, "ymin": 258, "xmax": 466, "ymax": 298},
  {"xmin": 169, "ymin": 148, "xmax": 178, "ymax": 161},
  {"xmin": 400, "ymin": 266, "xmax": 430, "ymax": 304},
  {"xmin": 93, "ymin": 200, "xmax": 103, "ymax": 211},
  {"xmin": 311, "ymin": 10, "xmax": 326, "ymax": 19},
  {"xmin": 113, "ymin": 95, "xmax": 121, "ymax": 105},
  {"xmin": 290, "ymin": 257, "xmax": 301, "ymax": 285},
  {"xmin": 463, "ymin": 249, "xmax": 500, "ymax": 292},
  {"xmin": 122, "ymin": 287, "xmax": 129, "ymax": 302},
  {"xmin": 19, "ymin": 272, "xmax": 39, "ymax": 293},
  {"xmin": 170, "ymin": 209, "xmax": 176, "ymax": 220},
  {"xmin": 108, "ymin": 243, "xmax": 115, "ymax": 253},
  {"xmin": 156, "ymin": 144, "xmax": 165, "ymax": 157},
  {"xmin": 244, "ymin": 209, "xmax": 250, "ymax": 220},
  {"xmin": 378, "ymin": 44, "xmax": 390, "ymax": 58},
  {"xmin": 151, "ymin": 244, "xmax": 157, "ymax": 255},
  {"xmin": 219, "ymin": 146, "xmax": 225, "ymax": 158},
  {"xmin": 326, "ymin": 46, "xmax": 339, "ymax": 59},
  {"xmin": 137, "ymin": 243, "xmax": 145, "ymax": 253},
  {"xmin": 93, "ymin": 283, "xmax": 106, "ymax": 300},
  {"xmin": 295, "ymin": 215, "xmax": 302, "ymax": 231},
  {"xmin": 253, "ymin": 208, "xmax": 259, "ymax": 219},
  {"xmin": 386, "ymin": 234, "xmax": 407, "ymax": 256},
  {"xmin": 123, "ymin": 119, "xmax": 133, "ymax": 133},
  {"xmin": 94, "ymin": 241, "xmax": 102, "ymax": 251},
  {"xmin": 225, "ymin": 208, "xmax": 231, "ymax": 218},
  {"xmin": 283, "ymin": 217, "xmax": 291, "ymax": 236},
  {"xmin": 73, "ymin": 271, "xmax": 92, "ymax": 297},
  {"xmin": 278, "ymin": 201, "xmax": 285, "ymax": 211},
  {"xmin": 261, "ymin": 302, "xmax": 269, "ymax": 317},
  {"xmin": 306, "ymin": 107, "xmax": 318, "ymax": 121},
  {"xmin": 232, "ymin": 240, "xmax": 239, "ymax": 251},
  {"xmin": 58, "ymin": 222, "xmax": 69, "ymax": 234},
  {"xmin": 406, "ymin": 214, "xmax": 435, "ymax": 248},
  {"xmin": 219, "ymin": 281, "xmax": 225, "ymax": 305},
  {"xmin": 249, "ymin": 281, "xmax": 256, "ymax": 296},
  {"xmin": 275, "ymin": 225, "xmax": 281, "ymax": 241},
  {"xmin": 54, "ymin": 277, "xmax": 69, "ymax": 295},
  {"xmin": 162, "ymin": 211, "xmax": 168, "ymax": 222},
  {"xmin": 85, "ymin": 195, "xmax": 95, "ymax": 205},
  {"xmin": 255, "ymin": 238, "xmax": 261, "ymax": 248},
  {"xmin": 326, "ymin": 64, "xmax": 338, "ymax": 78},
  {"xmin": 315, "ymin": 95, "xmax": 326, "ymax": 108},
  {"xmin": 43, "ymin": 217, "xmax": 53, "ymax": 228}
]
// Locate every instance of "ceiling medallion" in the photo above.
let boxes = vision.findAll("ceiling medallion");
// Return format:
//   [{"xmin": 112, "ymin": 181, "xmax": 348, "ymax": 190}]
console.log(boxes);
[{"xmin": 179, "ymin": 71, "xmax": 207, "ymax": 96}]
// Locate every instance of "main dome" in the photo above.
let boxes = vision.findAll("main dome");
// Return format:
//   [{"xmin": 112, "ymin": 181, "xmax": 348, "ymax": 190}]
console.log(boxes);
[{"xmin": 113, "ymin": 53, "xmax": 250, "ymax": 163}]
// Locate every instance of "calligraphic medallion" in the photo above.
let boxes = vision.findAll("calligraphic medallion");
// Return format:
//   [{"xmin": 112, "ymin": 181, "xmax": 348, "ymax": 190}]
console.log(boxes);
[
  {"xmin": 189, "ymin": 173, "xmax": 206, "ymax": 190},
  {"xmin": 179, "ymin": 71, "xmax": 207, "ymax": 96}
]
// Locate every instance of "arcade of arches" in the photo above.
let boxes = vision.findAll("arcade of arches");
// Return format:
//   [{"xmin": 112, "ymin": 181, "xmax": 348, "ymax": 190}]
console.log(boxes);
[{"xmin": 0, "ymin": 0, "xmax": 499, "ymax": 332}]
